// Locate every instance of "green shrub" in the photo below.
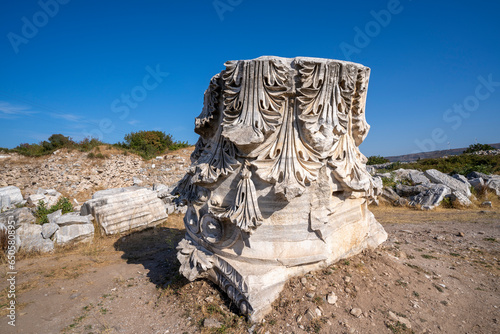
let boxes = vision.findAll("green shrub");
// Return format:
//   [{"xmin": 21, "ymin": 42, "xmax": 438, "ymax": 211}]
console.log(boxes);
[
  {"xmin": 119, "ymin": 131, "xmax": 189, "ymax": 160},
  {"xmin": 464, "ymin": 143, "xmax": 494, "ymax": 154},
  {"xmin": 367, "ymin": 155, "xmax": 389, "ymax": 165},
  {"xmin": 34, "ymin": 197, "xmax": 74, "ymax": 224}
]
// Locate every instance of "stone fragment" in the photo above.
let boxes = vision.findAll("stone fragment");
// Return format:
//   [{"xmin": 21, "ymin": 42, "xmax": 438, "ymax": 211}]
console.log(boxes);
[
  {"xmin": 409, "ymin": 184, "xmax": 451, "ymax": 210},
  {"xmin": 327, "ymin": 292, "xmax": 338, "ymax": 305},
  {"xmin": 380, "ymin": 187, "xmax": 401, "ymax": 205},
  {"xmin": 203, "ymin": 318, "xmax": 221, "ymax": 328},
  {"xmin": 350, "ymin": 308, "xmax": 363, "ymax": 318},
  {"xmin": 55, "ymin": 213, "xmax": 93, "ymax": 226},
  {"xmin": 485, "ymin": 177, "xmax": 500, "ymax": 196},
  {"xmin": 0, "ymin": 186, "xmax": 23, "ymax": 205},
  {"xmin": 41, "ymin": 222, "xmax": 59, "ymax": 239},
  {"xmin": 27, "ymin": 194, "xmax": 47, "ymax": 206},
  {"xmin": 175, "ymin": 56, "xmax": 387, "ymax": 322},
  {"xmin": 469, "ymin": 178, "xmax": 485, "ymax": 193},
  {"xmin": 395, "ymin": 184, "xmax": 429, "ymax": 198},
  {"xmin": 424, "ymin": 169, "xmax": 471, "ymax": 197},
  {"xmin": 47, "ymin": 209, "xmax": 62, "ymax": 224},
  {"xmin": 407, "ymin": 170, "xmax": 431, "ymax": 185},
  {"xmin": 449, "ymin": 191, "xmax": 472, "ymax": 207},
  {"xmin": 82, "ymin": 187, "xmax": 167, "ymax": 235},
  {"xmin": 0, "ymin": 195, "xmax": 12, "ymax": 211},
  {"xmin": 0, "ymin": 207, "xmax": 36, "ymax": 227},
  {"xmin": 481, "ymin": 201, "xmax": 492, "ymax": 208},
  {"xmin": 388, "ymin": 311, "xmax": 412, "ymax": 329},
  {"xmin": 54, "ymin": 223, "xmax": 94, "ymax": 245},
  {"xmin": 17, "ymin": 223, "xmax": 54, "ymax": 252}
]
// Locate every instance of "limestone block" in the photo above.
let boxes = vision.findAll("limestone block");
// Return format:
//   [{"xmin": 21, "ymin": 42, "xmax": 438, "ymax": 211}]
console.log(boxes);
[
  {"xmin": 47, "ymin": 209, "xmax": 62, "ymax": 224},
  {"xmin": 0, "ymin": 186, "xmax": 23, "ymax": 205},
  {"xmin": 17, "ymin": 223, "xmax": 54, "ymax": 252},
  {"xmin": 424, "ymin": 169, "xmax": 471, "ymax": 197},
  {"xmin": 41, "ymin": 222, "xmax": 59, "ymax": 239},
  {"xmin": 174, "ymin": 56, "xmax": 387, "ymax": 321},
  {"xmin": 27, "ymin": 194, "xmax": 48, "ymax": 206},
  {"xmin": 82, "ymin": 187, "xmax": 167, "ymax": 235},
  {"xmin": 450, "ymin": 191, "xmax": 472, "ymax": 207},
  {"xmin": 54, "ymin": 223, "xmax": 94, "ymax": 245},
  {"xmin": 407, "ymin": 170, "xmax": 431, "ymax": 185},
  {"xmin": 55, "ymin": 213, "xmax": 93, "ymax": 226},
  {"xmin": 0, "ymin": 207, "xmax": 36, "ymax": 227},
  {"xmin": 409, "ymin": 184, "xmax": 451, "ymax": 210}
]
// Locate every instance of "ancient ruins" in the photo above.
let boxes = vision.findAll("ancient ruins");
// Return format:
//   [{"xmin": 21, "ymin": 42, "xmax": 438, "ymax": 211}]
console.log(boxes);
[{"xmin": 174, "ymin": 56, "xmax": 387, "ymax": 321}]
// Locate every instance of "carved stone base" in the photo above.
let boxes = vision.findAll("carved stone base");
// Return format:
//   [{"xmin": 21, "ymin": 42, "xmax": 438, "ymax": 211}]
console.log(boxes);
[{"xmin": 174, "ymin": 56, "xmax": 387, "ymax": 322}]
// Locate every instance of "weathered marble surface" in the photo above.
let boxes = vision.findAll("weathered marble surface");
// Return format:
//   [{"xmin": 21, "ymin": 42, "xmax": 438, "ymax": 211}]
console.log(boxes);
[{"xmin": 175, "ymin": 56, "xmax": 387, "ymax": 321}]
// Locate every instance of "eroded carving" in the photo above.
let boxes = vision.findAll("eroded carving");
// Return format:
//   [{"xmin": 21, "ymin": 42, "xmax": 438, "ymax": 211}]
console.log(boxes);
[{"xmin": 175, "ymin": 56, "xmax": 387, "ymax": 322}]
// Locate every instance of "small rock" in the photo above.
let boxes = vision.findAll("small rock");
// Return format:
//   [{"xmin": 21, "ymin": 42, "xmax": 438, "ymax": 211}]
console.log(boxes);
[
  {"xmin": 306, "ymin": 292, "xmax": 315, "ymax": 298},
  {"xmin": 481, "ymin": 201, "xmax": 492, "ymax": 208},
  {"xmin": 327, "ymin": 292, "xmax": 338, "ymax": 305},
  {"xmin": 203, "ymin": 318, "xmax": 222, "ymax": 328},
  {"xmin": 300, "ymin": 277, "xmax": 307, "ymax": 285},
  {"xmin": 457, "ymin": 232, "xmax": 465, "ymax": 237},
  {"xmin": 344, "ymin": 276, "xmax": 352, "ymax": 283},
  {"xmin": 350, "ymin": 308, "xmax": 363, "ymax": 318}
]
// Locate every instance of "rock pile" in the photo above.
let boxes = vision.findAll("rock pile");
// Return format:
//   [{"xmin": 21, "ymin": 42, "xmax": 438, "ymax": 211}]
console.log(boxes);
[{"xmin": 371, "ymin": 168, "xmax": 499, "ymax": 209}]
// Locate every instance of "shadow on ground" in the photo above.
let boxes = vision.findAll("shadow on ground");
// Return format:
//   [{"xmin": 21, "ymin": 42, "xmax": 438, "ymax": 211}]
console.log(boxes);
[{"xmin": 113, "ymin": 225, "xmax": 188, "ymax": 288}]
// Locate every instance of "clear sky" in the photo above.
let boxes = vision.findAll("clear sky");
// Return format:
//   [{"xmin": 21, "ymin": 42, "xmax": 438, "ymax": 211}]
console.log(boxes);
[{"xmin": 1, "ymin": 0, "xmax": 499, "ymax": 156}]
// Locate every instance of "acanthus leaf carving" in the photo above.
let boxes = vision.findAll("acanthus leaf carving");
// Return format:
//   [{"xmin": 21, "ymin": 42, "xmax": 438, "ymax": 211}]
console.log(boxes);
[
  {"xmin": 176, "ymin": 238, "xmax": 214, "ymax": 282},
  {"xmin": 171, "ymin": 173, "xmax": 209, "ymax": 205},
  {"xmin": 296, "ymin": 60, "xmax": 347, "ymax": 158},
  {"xmin": 219, "ymin": 164, "xmax": 263, "ymax": 233},
  {"xmin": 221, "ymin": 59, "xmax": 288, "ymax": 150},
  {"xmin": 190, "ymin": 127, "xmax": 240, "ymax": 185},
  {"xmin": 250, "ymin": 99, "xmax": 322, "ymax": 201}
]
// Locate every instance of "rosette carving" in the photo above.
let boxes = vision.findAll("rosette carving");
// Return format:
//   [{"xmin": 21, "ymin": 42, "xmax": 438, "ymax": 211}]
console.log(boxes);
[{"xmin": 221, "ymin": 59, "xmax": 288, "ymax": 150}]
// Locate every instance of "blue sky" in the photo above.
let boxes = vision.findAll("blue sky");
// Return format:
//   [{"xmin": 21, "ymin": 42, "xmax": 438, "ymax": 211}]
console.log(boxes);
[{"xmin": 0, "ymin": 0, "xmax": 499, "ymax": 156}]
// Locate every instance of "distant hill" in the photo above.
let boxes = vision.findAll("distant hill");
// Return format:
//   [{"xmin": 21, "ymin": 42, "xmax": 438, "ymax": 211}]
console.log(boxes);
[{"xmin": 386, "ymin": 143, "xmax": 500, "ymax": 162}]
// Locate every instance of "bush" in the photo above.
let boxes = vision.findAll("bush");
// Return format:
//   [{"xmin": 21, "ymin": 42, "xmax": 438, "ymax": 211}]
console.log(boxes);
[
  {"xmin": 367, "ymin": 155, "xmax": 389, "ymax": 165},
  {"xmin": 464, "ymin": 143, "xmax": 494, "ymax": 154},
  {"xmin": 34, "ymin": 197, "xmax": 74, "ymax": 225},
  {"xmin": 119, "ymin": 131, "xmax": 190, "ymax": 159}
]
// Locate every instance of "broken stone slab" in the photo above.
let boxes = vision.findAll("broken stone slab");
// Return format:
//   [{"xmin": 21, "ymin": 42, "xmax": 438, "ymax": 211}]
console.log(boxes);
[
  {"xmin": 91, "ymin": 186, "xmax": 143, "ymax": 199},
  {"xmin": 395, "ymin": 184, "xmax": 430, "ymax": 198},
  {"xmin": 27, "ymin": 194, "xmax": 48, "ymax": 206},
  {"xmin": 449, "ymin": 191, "xmax": 472, "ymax": 207},
  {"xmin": 54, "ymin": 223, "xmax": 94, "ymax": 245},
  {"xmin": 0, "ymin": 207, "xmax": 36, "ymax": 228},
  {"xmin": 55, "ymin": 213, "xmax": 94, "ymax": 226},
  {"xmin": 175, "ymin": 56, "xmax": 387, "ymax": 322},
  {"xmin": 452, "ymin": 174, "xmax": 471, "ymax": 187},
  {"xmin": 485, "ymin": 177, "xmax": 500, "ymax": 196},
  {"xmin": 469, "ymin": 177, "xmax": 485, "ymax": 193},
  {"xmin": 0, "ymin": 186, "xmax": 23, "ymax": 205},
  {"xmin": 380, "ymin": 187, "xmax": 401, "ymax": 205},
  {"xmin": 82, "ymin": 187, "xmax": 167, "ymax": 235},
  {"xmin": 424, "ymin": 169, "xmax": 471, "ymax": 198},
  {"xmin": 47, "ymin": 209, "xmax": 62, "ymax": 224},
  {"xmin": 17, "ymin": 223, "xmax": 54, "ymax": 252},
  {"xmin": 152, "ymin": 183, "xmax": 171, "ymax": 199},
  {"xmin": 409, "ymin": 184, "xmax": 451, "ymax": 210},
  {"xmin": 407, "ymin": 170, "xmax": 431, "ymax": 185},
  {"xmin": 41, "ymin": 222, "xmax": 59, "ymax": 239},
  {"xmin": 1, "ymin": 195, "xmax": 12, "ymax": 211}
]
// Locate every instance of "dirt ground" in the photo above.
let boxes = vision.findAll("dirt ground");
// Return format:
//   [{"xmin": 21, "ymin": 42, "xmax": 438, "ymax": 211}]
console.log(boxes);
[{"xmin": 1, "ymin": 206, "xmax": 499, "ymax": 334}]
